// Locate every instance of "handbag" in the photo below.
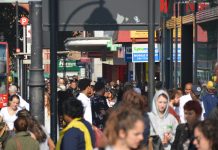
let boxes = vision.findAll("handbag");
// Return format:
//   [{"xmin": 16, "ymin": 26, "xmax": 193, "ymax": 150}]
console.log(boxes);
[
  {"xmin": 92, "ymin": 126, "xmax": 107, "ymax": 148},
  {"xmin": 148, "ymin": 135, "xmax": 164, "ymax": 150},
  {"xmin": 148, "ymin": 116, "xmax": 164, "ymax": 150}
]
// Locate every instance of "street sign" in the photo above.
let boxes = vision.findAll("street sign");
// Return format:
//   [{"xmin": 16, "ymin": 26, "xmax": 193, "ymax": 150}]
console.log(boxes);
[
  {"xmin": 125, "ymin": 46, "xmax": 132, "ymax": 62},
  {"xmin": 57, "ymin": 60, "xmax": 80, "ymax": 72},
  {"xmin": 42, "ymin": 0, "xmax": 160, "ymax": 31},
  {"xmin": 20, "ymin": 17, "xmax": 29, "ymax": 26},
  {"xmin": 0, "ymin": 0, "xmax": 41, "ymax": 3}
]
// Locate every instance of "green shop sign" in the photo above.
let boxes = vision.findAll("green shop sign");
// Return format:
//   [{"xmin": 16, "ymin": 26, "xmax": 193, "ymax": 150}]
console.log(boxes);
[{"xmin": 57, "ymin": 60, "xmax": 80, "ymax": 72}]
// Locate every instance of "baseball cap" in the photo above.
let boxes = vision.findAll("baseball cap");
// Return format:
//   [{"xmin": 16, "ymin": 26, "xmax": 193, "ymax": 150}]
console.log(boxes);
[
  {"xmin": 192, "ymin": 85, "xmax": 202, "ymax": 96},
  {"xmin": 207, "ymin": 81, "xmax": 216, "ymax": 90}
]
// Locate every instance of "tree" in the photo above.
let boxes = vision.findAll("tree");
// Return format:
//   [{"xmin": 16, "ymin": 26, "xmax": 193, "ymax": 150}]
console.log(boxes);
[{"xmin": 0, "ymin": 4, "xmax": 29, "ymax": 55}]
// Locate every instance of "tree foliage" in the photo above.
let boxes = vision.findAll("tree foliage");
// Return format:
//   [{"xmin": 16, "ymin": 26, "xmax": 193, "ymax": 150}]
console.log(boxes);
[{"xmin": 0, "ymin": 4, "xmax": 29, "ymax": 55}]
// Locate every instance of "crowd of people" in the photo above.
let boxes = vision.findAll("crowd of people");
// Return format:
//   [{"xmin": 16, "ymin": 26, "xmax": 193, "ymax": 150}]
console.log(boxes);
[
  {"xmin": 0, "ymin": 65, "xmax": 218, "ymax": 150},
  {"xmin": 52, "ymin": 75, "xmax": 218, "ymax": 150}
]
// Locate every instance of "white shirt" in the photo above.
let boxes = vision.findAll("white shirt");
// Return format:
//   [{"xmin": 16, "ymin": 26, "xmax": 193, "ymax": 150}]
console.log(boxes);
[
  {"xmin": 106, "ymin": 98, "xmax": 117, "ymax": 108},
  {"xmin": 178, "ymin": 94, "xmax": 192, "ymax": 123},
  {"xmin": 0, "ymin": 107, "xmax": 21, "ymax": 130},
  {"xmin": 17, "ymin": 95, "xmax": 30, "ymax": 111},
  {"xmin": 77, "ymin": 93, "xmax": 92, "ymax": 124}
]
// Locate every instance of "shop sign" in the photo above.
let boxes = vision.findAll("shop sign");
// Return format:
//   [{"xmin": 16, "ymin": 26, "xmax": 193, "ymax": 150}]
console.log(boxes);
[
  {"xmin": 57, "ymin": 59, "xmax": 80, "ymax": 72},
  {"xmin": 125, "ymin": 46, "xmax": 132, "ymax": 62},
  {"xmin": 130, "ymin": 30, "xmax": 148, "ymax": 38},
  {"xmin": 132, "ymin": 44, "xmax": 160, "ymax": 62},
  {"xmin": 130, "ymin": 30, "xmax": 157, "ymax": 39},
  {"xmin": 67, "ymin": 51, "xmax": 81, "ymax": 60}
]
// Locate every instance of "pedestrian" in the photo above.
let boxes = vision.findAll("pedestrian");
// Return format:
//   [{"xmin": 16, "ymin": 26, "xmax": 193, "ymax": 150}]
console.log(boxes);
[
  {"xmin": 193, "ymin": 119, "xmax": 218, "ymax": 150},
  {"xmin": 56, "ymin": 98, "xmax": 95, "ymax": 150},
  {"xmin": 0, "ymin": 94, "xmax": 21, "ymax": 131},
  {"xmin": 91, "ymin": 81, "xmax": 109, "ymax": 130},
  {"xmin": 201, "ymin": 81, "xmax": 218, "ymax": 119},
  {"xmin": 4, "ymin": 117, "xmax": 39, "ymax": 150},
  {"xmin": 65, "ymin": 78, "xmax": 79, "ymax": 98},
  {"xmin": 77, "ymin": 78, "xmax": 92, "ymax": 124},
  {"xmin": 9, "ymin": 85, "xmax": 29, "ymax": 110},
  {"xmin": 0, "ymin": 122, "xmax": 9, "ymax": 150},
  {"xmin": 208, "ymin": 104, "xmax": 218, "ymax": 121},
  {"xmin": 44, "ymin": 91, "xmax": 51, "ymax": 134},
  {"xmin": 119, "ymin": 89, "xmax": 150, "ymax": 147},
  {"xmin": 16, "ymin": 109, "xmax": 55, "ymax": 150},
  {"xmin": 148, "ymin": 90, "xmax": 178, "ymax": 150},
  {"xmin": 184, "ymin": 83, "xmax": 193, "ymax": 95},
  {"xmin": 171, "ymin": 100, "xmax": 202, "ymax": 150},
  {"xmin": 178, "ymin": 83, "xmax": 195, "ymax": 123},
  {"xmin": 102, "ymin": 108, "xmax": 145, "ymax": 150},
  {"xmin": 106, "ymin": 88, "xmax": 117, "ymax": 108},
  {"xmin": 168, "ymin": 89, "xmax": 181, "ymax": 123}
]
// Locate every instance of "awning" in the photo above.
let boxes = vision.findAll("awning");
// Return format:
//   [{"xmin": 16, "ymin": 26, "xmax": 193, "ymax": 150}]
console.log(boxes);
[
  {"xmin": 64, "ymin": 37, "xmax": 111, "ymax": 52},
  {"xmin": 196, "ymin": 6, "xmax": 218, "ymax": 23},
  {"xmin": 114, "ymin": 30, "xmax": 148, "ymax": 43}
]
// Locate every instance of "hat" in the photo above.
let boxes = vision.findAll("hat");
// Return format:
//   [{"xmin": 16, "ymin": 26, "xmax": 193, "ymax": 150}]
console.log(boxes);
[
  {"xmin": 192, "ymin": 85, "xmax": 202, "ymax": 96},
  {"xmin": 207, "ymin": 81, "xmax": 216, "ymax": 90}
]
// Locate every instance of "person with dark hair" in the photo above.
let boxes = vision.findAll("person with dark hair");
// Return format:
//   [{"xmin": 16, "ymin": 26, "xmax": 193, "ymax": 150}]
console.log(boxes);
[
  {"xmin": 172, "ymin": 100, "xmax": 202, "ymax": 150},
  {"xmin": 106, "ymin": 88, "xmax": 118, "ymax": 108},
  {"xmin": 56, "ymin": 98, "xmax": 95, "ymax": 150},
  {"xmin": 0, "ymin": 94, "xmax": 21, "ymax": 131},
  {"xmin": 8, "ymin": 85, "xmax": 29, "ymax": 110},
  {"xmin": 66, "ymin": 78, "xmax": 79, "ymax": 98},
  {"xmin": 155, "ymin": 81, "xmax": 164, "ymax": 91},
  {"xmin": 4, "ymin": 117, "xmax": 39, "ymax": 150},
  {"xmin": 16, "ymin": 109, "xmax": 55, "ymax": 150},
  {"xmin": 91, "ymin": 81, "xmax": 109, "ymax": 130},
  {"xmin": 193, "ymin": 119, "xmax": 218, "ymax": 150},
  {"xmin": 77, "ymin": 78, "xmax": 92, "ymax": 124}
]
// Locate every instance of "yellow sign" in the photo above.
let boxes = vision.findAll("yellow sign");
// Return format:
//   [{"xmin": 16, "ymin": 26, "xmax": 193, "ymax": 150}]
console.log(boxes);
[
  {"xmin": 130, "ymin": 30, "xmax": 148, "ymax": 38},
  {"xmin": 130, "ymin": 30, "xmax": 157, "ymax": 38}
]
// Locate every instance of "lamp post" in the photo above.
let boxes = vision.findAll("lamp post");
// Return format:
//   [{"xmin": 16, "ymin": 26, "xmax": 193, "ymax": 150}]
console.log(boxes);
[
  {"xmin": 148, "ymin": 0, "xmax": 155, "ymax": 108},
  {"xmin": 50, "ymin": 0, "xmax": 58, "ymax": 143},
  {"xmin": 29, "ymin": 1, "xmax": 45, "ymax": 124}
]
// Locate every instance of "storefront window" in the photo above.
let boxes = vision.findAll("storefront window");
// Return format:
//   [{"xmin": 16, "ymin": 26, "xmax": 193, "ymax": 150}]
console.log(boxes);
[{"xmin": 197, "ymin": 22, "xmax": 218, "ymax": 84}]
